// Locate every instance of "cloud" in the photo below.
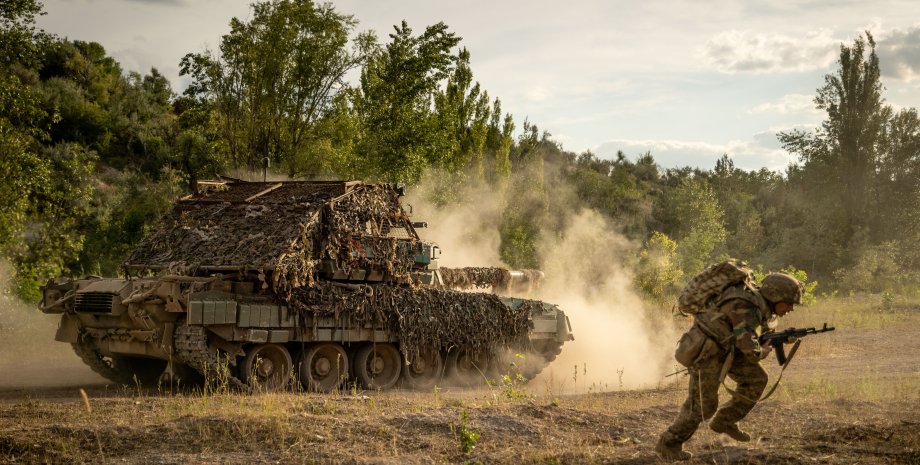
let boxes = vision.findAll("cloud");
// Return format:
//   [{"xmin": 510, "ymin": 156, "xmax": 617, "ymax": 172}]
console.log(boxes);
[
  {"xmin": 523, "ymin": 85, "xmax": 549, "ymax": 103},
  {"xmin": 698, "ymin": 29, "xmax": 839, "ymax": 74},
  {"xmin": 593, "ymin": 132, "xmax": 798, "ymax": 172},
  {"xmin": 877, "ymin": 26, "xmax": 920, "ymax": 81},
  {"xmin": 747, "ymin": 93, "xmax": 820, "ymax": 115}
]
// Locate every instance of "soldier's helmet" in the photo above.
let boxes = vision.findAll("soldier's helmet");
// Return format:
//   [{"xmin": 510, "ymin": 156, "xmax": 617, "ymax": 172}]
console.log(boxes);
[{"xmin": 760, "ymin": 273, "xmax": 803, "ymax": 305}]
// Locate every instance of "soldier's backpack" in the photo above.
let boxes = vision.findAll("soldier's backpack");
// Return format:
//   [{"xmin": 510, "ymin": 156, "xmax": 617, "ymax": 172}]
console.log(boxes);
[{"xmin": 676, "ymin": 259, "xmax": 755, "ymax": 315}]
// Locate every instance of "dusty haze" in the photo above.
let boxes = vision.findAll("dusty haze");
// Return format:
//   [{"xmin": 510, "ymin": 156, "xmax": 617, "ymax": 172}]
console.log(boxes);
[
  {"xmin": 407, "ymin": 176, "xmax": 678, "ymax": 394},
  {"xmin": 0, "ymin": 261, "xmax": 105, "ymax": 388}
]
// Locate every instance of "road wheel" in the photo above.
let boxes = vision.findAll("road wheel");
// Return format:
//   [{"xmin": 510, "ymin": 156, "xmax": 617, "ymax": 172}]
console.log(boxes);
[
  {"xmin": 353, "ymin": 343, "xmax": 401, "ymax": 390},
  {"xmin": 241, "ymin": 344, "xmax": 292, "ymax": 391},
  {"xmin": 299, "ymin": 343, "xmax": 349, "ymax": 392},
  {"xmin": 401, "ymin": 346, "xmax": 444, "ymax": 390},
  {"xmin": 445, "ymin": 349, "xmax": 491, "ymax": 387}
]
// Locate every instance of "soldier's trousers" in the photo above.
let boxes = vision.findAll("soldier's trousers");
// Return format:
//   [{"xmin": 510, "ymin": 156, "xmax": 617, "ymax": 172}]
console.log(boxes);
[{"xmin": 661, "ymin": 350, "xmax": 768, "ymax": 445}]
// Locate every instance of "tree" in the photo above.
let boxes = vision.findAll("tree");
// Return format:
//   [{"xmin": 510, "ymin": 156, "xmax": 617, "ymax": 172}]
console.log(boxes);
[
  {"xmin": 351, "ymin": 21, "xmax": 461, "ymax": 183},
  {"xmin": 656, "ymin": 176, "xmax": 727, "ymax": 275},
  {"xmin": 482, "ymin": 98, "xmax": 514, "ymax": 190},
  {"xmin": 634, "ymin": 231, "xmax": 684, "ymax": 303},
  {"xmin": 0, "ymin": 0, "xmax": 54, "ymax": 286},
  {"xmin": 877, "ymin": 108, "xmax": 920, "ymax": 242},
  {"xmin": 709, "ymin": 154, "xmax": 766, "ymax": 260},
  {"xmin": 433, "ymin": 48, "xmax": 491, "ymax": 176},
  {"xmin": 779, "ymin": 32, "xmax": 888, "ymax": 259},
  {"xmin": 0, "ymin": 0, "xmax": 48, "ymax": 68},
  {"xmin": 16, "ymin": 143, "xmax": 96, "ymax": 300},
  {"xmin": 180, "ymin": 0, "xmax": 374, "ymax": 173}
]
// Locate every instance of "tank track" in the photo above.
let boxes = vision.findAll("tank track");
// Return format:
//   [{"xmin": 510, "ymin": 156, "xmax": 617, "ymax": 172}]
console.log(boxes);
[
  {"xmin": 519, "ymin": 340, "xmax": 565, "ymax": 380},
  {"xmin": 173, "ymin": 324, "xmax": 250, "ymax": 391},
  {"xmin": 71, "ymin": 342, "xmax": 136, "ymax": 385}
]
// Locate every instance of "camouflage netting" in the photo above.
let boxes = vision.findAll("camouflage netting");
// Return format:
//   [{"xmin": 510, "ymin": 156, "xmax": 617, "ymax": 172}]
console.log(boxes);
[
  {"xmin": 125, "ymin": 181, "xmax": 339, "ymax": 274},
  {"xmin": 126, "ymin": 179, "xmax": 543, "ymax": 359},
  {"xmin": 289, "ymin": 283, "xmax": 536, "ymax": 361},
  {"xmin": 441, "ymin": 267, "xmax": 544, "ymax": 294},
  {"xmin": 441, "ymin": 267, "xmax": 512, "ymax": 290},
  {"xmin": 125, "ymin": 181, "xmax": 421, "ymax": 296}
]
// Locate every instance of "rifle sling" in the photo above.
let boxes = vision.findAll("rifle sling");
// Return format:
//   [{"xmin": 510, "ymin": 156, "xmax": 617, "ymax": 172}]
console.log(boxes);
[{"xmin": 719, "ymin": 339, "xmax": 802, "ymax": 403}]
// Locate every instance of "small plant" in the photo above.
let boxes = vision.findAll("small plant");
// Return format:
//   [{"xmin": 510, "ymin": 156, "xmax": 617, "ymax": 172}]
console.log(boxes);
[
  {"xmin": 881, "ymin": 290, "xmax": 894, "ymax": 312},
  {"xmin": 433, "ymin": 385, "xmax": 442, "ymax": 407},
  {"xmin": 499, "ymin": 354, "xmax": 528, "ymax": 400},
  {"xmin": 456, "ymin": 411, "xmax": 480, "ymax": 454}
]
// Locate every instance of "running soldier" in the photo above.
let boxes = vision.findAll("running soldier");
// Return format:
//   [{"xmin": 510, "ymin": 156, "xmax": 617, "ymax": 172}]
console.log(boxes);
[{"xmin": 656, "ymin": 272, "xmax": 804, "ymax": 460}]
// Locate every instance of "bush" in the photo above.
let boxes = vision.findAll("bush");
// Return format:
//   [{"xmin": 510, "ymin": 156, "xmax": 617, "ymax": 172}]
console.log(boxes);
[
  {"xmin": 634, "ymin": 231, "xmax": 684, "ymax": 303},
  {"xmin": 832, "ymin": 242, "xmax": 917, "ymax": 294}
]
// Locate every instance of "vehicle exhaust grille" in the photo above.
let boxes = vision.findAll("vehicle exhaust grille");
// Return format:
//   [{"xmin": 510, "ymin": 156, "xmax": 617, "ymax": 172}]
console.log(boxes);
[{"xmin": 75, "ymin": 292, "xmax": 115, "ymax": 313}]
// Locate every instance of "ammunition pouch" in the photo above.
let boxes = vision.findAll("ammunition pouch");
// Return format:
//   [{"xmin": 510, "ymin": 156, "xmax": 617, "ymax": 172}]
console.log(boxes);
[{"xmin": 674, "ymin": 325, "xmax": 721, "ymax": 368}]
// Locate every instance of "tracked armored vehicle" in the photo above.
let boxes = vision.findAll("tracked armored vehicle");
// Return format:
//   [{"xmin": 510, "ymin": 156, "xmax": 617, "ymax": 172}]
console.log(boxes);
[{"xmin": 40, "ymin": 179, "xmax": 573, "ymax": 391}]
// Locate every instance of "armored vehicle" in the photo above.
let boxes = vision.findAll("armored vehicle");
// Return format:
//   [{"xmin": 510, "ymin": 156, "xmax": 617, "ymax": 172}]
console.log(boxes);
[{"xmin": 40, "ymin": 179, "xmax": 573, "ymax": 391}]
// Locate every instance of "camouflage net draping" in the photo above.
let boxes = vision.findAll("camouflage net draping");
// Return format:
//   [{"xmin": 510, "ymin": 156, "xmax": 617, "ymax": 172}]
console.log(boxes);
[
  {"xmin": 288, "ymin": 283, "xmax": 536, "ymax": 361},
  {"xmin": 274, "ymin": 185, "xmax": 423, "ymax": 298},
  {"xmin": 125, "ymin": 181, "xmax": 422, "ymax": 295},
  {"xmin": 124, "ymin": 180, "xmax": 545, "ymax": 360},
  {"xmin": 440, "ymin": 267, "xmax": 544, "ymax": 294},
  {"xmin": 440, "ymin": 267, "xmax": 512, "ymax": 290},
  {"xmin": 124, "ymin": 182, "xmax": 341, "ymax": 275}
]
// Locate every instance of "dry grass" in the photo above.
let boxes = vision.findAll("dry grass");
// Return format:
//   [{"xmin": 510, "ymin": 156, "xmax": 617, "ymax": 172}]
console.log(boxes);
[{"xmin": 2, "ymin": 295, "xmax": 920, "ymax": 464}]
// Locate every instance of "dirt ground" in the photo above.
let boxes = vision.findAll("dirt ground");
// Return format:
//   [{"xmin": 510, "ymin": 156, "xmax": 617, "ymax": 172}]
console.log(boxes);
[{"xmin": 1, "ymin": 301, "xmax": 919, "ymax": 464}]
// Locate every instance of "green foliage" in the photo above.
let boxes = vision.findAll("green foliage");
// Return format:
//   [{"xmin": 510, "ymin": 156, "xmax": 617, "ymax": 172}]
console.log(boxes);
[
  {"xmin": 832, "ymin": 242, "xmax": 916, "ymax": 294},
  {"xmin": 181, "ymin": 0, "xmax": 373, "ymax": 173},
  {"xmin": 3, "ymin": 8, "xmax": 920, "ymax": 303},
  {"xmin": 78, "ymin": 168, "xmax": 187, "ymax": 276},
  {"xmin": 497, "ymin": 353, "xmax": 529, "ymax": 400},
  {"xmin": 456, "ymin": 411, "xmax": 480, "ymax": 454},
  {"xmin": 777, "ymin": 32, "xmax": 897, "ymax": 278},
  {"xmin": 566, "ymin": 151, "xmax": 655, "ymax": 237},
  {"xmin": 486, "ymin": 99, "xmax": 514, "ymax": 189},
  {"xmin": 0, "ymin": 0, "xmax": 49, "ymax": 68},
  {"xmin": 14, "ymin": 143, "xmax": 96, "ymax": 301},
  {"xmin": 634, "ymin": 232, "xmax": 684, "ymax": 303},
  {"xmin": 351, "ymin": 20, "xmax": 461, "ymax": 183},
  {"xmin": 752, "ymin": 264, "xmax": 818, "ymax": 305},
  {"xmin": 498, "ymin": 212, "xmax": 540, "ymax": 269},
  {"xmin": 658, "ymin": 176, "xmax": 727, "ymax": 276}
]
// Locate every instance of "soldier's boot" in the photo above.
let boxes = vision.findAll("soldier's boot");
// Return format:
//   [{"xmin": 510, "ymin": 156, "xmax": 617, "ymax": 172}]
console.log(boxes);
[
  {"xmin": 709, "ymin": 421, "xmax": 751, "ymax": 442},
  {"xmin": 655, "ymin": 434, "xmax": 692, "ymax": 461}
]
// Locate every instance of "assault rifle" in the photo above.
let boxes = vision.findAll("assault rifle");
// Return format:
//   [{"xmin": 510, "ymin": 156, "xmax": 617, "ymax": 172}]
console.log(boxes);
[{"xmin": 760, "ymin": 323, "xmax": 835, "ymax": 365}]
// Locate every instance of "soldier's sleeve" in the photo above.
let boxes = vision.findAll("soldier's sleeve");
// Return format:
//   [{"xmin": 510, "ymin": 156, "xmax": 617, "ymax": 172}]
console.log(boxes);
[{"xmin": 722, "ymin": 299, "xmax": 764, "ymax": 363}]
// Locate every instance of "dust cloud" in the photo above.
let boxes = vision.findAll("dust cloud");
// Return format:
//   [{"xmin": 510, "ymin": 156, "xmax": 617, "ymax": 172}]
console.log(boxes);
[
  {"xmin": 407, "ymin": 180, "xmax": 505, "ymax": 268},
  {"xmin": 532, "ymin": 210, "xmax": 678, "ymax": 393},
  {"xmin": 406, "ymin": 176, "xmax": 678, "ymax": 394},
  {"xmin": 0, "ymin": 261, "xmax": 105, "ymax": 388}
]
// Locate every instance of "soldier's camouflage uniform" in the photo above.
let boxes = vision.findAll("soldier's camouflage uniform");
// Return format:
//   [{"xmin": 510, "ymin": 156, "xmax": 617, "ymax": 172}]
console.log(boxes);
[{"xmin": 660, "ymin": 284, "xmax": 777, "ymax": 447}]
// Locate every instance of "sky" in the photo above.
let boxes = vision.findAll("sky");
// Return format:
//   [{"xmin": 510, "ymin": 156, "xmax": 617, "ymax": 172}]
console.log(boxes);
[{"xmin": 37, "ymin": 0, "xmax": 920, "ymax": 171}]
